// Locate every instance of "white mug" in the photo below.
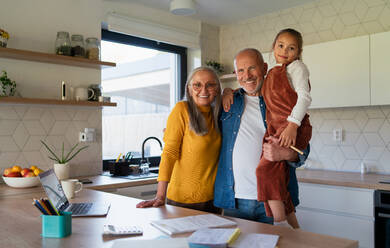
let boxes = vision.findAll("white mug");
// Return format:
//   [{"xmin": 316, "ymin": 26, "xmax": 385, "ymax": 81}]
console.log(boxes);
[
  {"xmin": 61, "ymin": 179, "xmax": 82, "ymax": 199},
  {"xmin": 74, "ymin": 87, "xmax": 94, "ymax": 101}
]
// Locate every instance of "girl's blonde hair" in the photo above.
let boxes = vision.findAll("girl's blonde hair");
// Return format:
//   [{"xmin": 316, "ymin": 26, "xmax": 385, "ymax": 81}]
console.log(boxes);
[
  {"xmin": 184, "ymin": 66, "xmax": 222, "ymax": 136},
  {"xmin": 272, "ymin": 28, "xmax": 303, "ymax": 60}
]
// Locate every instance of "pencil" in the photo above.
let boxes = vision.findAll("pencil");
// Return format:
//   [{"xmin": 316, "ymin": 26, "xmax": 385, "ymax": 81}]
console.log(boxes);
[
  {"xmin": 227, "ymin": 228, "xmax": 241, "ymax": 245},
  {"xmin": 290, "ymin": 145, "xmax": 304, "ymax": 155},
  {"xmin": 33, "ymin": 200, "xmax": 49, "ymax": 215},
  {"xmin": 45, "ymin": 198, "xmax": 60, "ymax": 216},
  {"xmin": 42, "ymin": 198, "xmax": 59, "ymax": 215},
  {"xmin": 37, "ymin": 198, "xmax": 52, "ymax": 215},
  {"xmin": 115, "ymin": 153, "xmax": 122, "ymax": 163}
]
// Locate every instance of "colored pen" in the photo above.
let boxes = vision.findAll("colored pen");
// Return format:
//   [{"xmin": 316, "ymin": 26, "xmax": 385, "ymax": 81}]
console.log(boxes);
[{"xmin": 33, "ymin": 200, "xmax": 49, "ymax": 215}]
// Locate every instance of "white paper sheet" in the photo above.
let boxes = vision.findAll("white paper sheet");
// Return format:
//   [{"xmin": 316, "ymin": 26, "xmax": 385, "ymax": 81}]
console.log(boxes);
[
  {"xmin": 150, "ymin": 214, "xmax": 236, "ymax": 235},
  {"xmin": 230, "ymin": 233, "xmax": 279, "ymax": 248},
  {"xmin": 111, "ymin": 237, "xmax": 189, "ymax": 248}
]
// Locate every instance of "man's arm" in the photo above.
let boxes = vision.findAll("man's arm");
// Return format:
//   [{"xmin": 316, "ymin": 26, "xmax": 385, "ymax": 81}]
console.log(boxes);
[{"xmin": 262, "ymin": 136, "xmax": 309, "ymax": 168}]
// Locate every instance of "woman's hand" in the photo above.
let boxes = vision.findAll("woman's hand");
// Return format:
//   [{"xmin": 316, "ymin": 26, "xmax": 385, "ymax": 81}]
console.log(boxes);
[
  {"xmin": 136, "ymin": 196, "xmax": 165, "ymax": 208},
  {"xmin": 279, "ymin": 122, "xmax": 298, "ymax": 148},
  {"xmin": 222, "ymin": 88, "xmax": 234, "ymax": 112}
]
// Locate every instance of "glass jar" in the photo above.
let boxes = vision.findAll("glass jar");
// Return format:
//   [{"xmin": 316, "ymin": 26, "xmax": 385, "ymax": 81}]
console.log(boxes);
[
  {"xmin": 71, "ymin": 34, "xmax": 85, "ymax": 57},
  {"xmin": 85, "ymin": 37, "xmax": 100, "ymax": 60},
  {"xmin": 55, "ymin": 31, "xmax": 71, "ymax": 56}
]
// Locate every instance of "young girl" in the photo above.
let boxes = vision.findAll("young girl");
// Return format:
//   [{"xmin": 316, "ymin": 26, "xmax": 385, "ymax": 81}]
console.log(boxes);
[{"xmin": 222, "ymin": 28, "xmax": 312, "ymax": 228}]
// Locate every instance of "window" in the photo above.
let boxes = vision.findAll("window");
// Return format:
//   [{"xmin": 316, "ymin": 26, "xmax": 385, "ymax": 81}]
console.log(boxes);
[{"xmin": 101, "ymin": 30, "xmax": 187, "ymax": 159}]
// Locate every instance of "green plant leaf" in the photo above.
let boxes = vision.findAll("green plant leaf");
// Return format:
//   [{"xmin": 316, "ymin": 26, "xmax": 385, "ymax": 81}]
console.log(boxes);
[
  {"xmin": 41, "ymin": 140, "xmax": 61, "ymax": 163},
  {"xmin": 64, "ymin": 145, "xmax": 88, "ymax": 163}
]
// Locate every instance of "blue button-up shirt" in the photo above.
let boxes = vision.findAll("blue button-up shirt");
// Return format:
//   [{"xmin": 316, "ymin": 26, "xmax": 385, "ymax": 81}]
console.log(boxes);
[{"xmin": 214, "ymin": 89, "xmax": 310, "ymax": 209}]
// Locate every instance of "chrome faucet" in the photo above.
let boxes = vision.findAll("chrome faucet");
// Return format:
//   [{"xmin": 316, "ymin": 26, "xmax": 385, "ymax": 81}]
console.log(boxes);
[{"xmin": 141, "ymin": 136, "xmax": 163, "ymax": 164}]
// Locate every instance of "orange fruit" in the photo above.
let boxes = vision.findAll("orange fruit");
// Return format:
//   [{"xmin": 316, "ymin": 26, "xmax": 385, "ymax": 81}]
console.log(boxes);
[
  {"xmin": 30, "ymin": 165, "xmax": 38, "ymax": 171},
  {"xmin": 11, "ymin": 165, "xmax": 22, "ymax": 173},
  {"xmin": 33, "ymin": 168, "xmax": 43, "ymax": 176}
]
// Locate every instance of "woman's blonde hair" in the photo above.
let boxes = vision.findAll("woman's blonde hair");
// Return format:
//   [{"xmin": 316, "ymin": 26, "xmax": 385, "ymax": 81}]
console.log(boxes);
[{"xmin": 184, "ymin": 66, "xmax": 222, "ymax": 136}]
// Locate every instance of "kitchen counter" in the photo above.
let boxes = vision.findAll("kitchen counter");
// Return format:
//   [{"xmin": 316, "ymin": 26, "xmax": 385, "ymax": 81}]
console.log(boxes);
[
  {"xmin": 0, "ymin": 188, "xmax": 358, "ymax": 248},
  {"xmin": 296, "ymin": 169, "xmax": 390, "ymax": 190}
]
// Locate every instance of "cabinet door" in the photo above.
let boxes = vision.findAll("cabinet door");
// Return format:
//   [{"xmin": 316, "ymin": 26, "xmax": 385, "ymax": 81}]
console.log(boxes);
[
  {"xmin": 115, "ymin": 184, "xmax": 158, "ymax": 200},
  {"xmin": 370, "ymin": 31, "xmax": 390, "ymax": 105},
  {"xmin": 296, "ymin": 208, "xmax": 374, "ymax": 248},
  {"xmin": 302, "ymin": 35, "xmax": 370, "ymax": 108}
]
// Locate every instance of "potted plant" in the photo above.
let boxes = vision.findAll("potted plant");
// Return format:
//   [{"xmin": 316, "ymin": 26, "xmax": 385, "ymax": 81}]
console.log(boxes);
[
  {"xmin": 41, "ymin": 140, "xmax": 88, "ymax": 180},
  {"xmin": 0, "ymin": 70, "xmax": 16, "ymax": 96},
  {"xmin": 205, "ymin": 60, "xmax": 224, "ymax": 74}
]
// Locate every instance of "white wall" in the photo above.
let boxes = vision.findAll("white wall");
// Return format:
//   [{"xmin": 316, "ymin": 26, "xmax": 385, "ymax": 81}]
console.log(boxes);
[{"xmin": 219, "ymin": 0, "xmax": 390, "ymax": 174}]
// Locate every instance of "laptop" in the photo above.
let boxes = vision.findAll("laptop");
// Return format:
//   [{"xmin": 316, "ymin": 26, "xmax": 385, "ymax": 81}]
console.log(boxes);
[{"xmin": 38, "ymin": 169, "xmax": 110, "ymax": 217}]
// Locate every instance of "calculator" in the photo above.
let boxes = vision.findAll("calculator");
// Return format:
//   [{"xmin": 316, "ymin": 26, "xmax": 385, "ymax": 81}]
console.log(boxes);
[{"xmin": 103, "ymin": 224, "xmax": 143, "ymax": 236}]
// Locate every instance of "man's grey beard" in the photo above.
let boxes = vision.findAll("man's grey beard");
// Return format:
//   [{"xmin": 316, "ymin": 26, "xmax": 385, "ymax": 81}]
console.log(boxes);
[{"xmin": 242, "ymin": 78, "xmax": 264, "ymax": 95}]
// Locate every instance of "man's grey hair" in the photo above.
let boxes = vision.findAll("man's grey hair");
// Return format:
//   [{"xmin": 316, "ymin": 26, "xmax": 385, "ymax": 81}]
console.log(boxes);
[
  {"xmin": 184, "ymin": 66, "xmax": 222, "ymax": 136},
  {"xmin": 233, "ymin": 48, "xmax": 264, "ymax": 71}
]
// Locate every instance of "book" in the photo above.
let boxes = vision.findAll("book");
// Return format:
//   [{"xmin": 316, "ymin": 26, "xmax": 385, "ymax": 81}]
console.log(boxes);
[
  {"xmin": 187, "ymin": 228, "xmax": 240, "ymax": 248},
  {"xmin": 150, "ymin": 214, "xmax": 236, "ymax": 235}
]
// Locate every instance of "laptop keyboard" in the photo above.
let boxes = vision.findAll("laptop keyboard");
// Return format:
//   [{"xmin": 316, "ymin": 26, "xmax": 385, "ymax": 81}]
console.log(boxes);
[{"xmin": 68, "ymin": 203, "xmax": 93, "ymax": 215}]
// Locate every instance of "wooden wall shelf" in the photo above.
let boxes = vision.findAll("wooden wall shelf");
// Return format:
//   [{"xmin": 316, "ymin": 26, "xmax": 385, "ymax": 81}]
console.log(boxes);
[
  {"xmin": 0, "ymin": 47, "xmax": 116, "ymax": 69},
  {"xmin": 219, "ymin": 74, "xmax": 236, "ymax": 81},
  {"xmin": 0, "ymin": 97, "xmax": 117, "ymax": 107}
]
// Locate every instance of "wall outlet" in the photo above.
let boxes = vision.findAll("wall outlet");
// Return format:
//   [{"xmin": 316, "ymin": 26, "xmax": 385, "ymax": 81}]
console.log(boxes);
[
  {"xmin": 79, "ymin": 128, "xmax": 95, "ymax": 142},
  {"xmin": 79, "ymin": 132, "xmax": 87, "ymax": 142},
  {"xmin": 333, "ymin": 128, "xmax": 343, "ymax": 142}
]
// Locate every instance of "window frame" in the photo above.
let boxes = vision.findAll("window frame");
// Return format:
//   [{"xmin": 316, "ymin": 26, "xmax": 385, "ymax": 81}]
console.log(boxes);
[{"xmin": 101, "ymin": 29, "xmax": 187, "ymax": 101}]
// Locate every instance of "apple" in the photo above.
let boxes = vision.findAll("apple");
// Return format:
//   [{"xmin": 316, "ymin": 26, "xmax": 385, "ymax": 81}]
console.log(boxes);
[
  {"xmin": 20, "ymin": 168, "xmax": 32, "ymax": 176},
  {"xmin": 30, "ymin": 165, "xmax": 38, "ymax": 171},
  {"xmin": 3, "ymin": 168, "xmax": 12, "ymax": 176},
  {"xmin": 6, "ymin": 171, "xmax": 22, "ymax": 177},
  {"xmin": 11, "ymin": 165, "xmax": 22, "ymax": 173},
  {"xmin": 24, "ymin": 171, "xmax": 36, "ymax": 177}
]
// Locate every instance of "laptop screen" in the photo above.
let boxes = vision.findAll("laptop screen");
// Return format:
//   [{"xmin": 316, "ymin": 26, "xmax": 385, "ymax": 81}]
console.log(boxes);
[{"xmin": 38, "ymin": 169, "xmax": 69, "ymax": 211}]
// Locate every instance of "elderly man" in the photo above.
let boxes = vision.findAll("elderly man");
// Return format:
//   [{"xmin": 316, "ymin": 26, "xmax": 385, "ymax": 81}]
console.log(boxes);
[{"xmin": 213, "ymin": 48, "xmax": 309, "ymax": 226}]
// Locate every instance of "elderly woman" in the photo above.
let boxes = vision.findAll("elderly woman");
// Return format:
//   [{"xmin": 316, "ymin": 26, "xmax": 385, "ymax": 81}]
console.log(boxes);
[{"xmin": 136, "ymin": 66, "xmax": 222, "ymax": 213}]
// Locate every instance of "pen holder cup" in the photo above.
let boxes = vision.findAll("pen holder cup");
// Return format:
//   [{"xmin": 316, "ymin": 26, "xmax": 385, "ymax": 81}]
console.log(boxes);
[
  {"xmin": 108, "ymin": 161, "xmax": 130, "ymax": 176},
  {"xmin": 41, "ymin": 211, "xmax": 72, "ymax": 238}
]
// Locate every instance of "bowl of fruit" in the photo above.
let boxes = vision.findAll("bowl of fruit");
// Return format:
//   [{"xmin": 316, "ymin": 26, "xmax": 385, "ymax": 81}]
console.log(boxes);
[{"xmin": 2, "ymin": 165, "xmax": 44, "ymax": 188}]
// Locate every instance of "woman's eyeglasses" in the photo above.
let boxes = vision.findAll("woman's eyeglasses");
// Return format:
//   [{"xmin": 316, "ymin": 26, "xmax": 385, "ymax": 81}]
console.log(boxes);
[{"xmin": 191, "ymin": 82, "xmax": 218, "ymax": 92}]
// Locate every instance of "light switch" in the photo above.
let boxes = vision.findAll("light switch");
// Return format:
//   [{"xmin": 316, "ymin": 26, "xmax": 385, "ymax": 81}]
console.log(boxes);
[{"xmin": 333, "ymin": 128, "xmax": 342, "ymax": 142}]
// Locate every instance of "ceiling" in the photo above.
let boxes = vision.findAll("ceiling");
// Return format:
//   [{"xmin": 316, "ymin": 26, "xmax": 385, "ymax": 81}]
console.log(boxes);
[{"xmin": 118, "ymin": 0, "xmax": 316, "ymax": 26}]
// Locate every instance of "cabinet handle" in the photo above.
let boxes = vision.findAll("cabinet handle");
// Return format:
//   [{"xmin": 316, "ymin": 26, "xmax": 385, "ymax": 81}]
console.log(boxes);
[
  {"xmin": 378, "ymin": 213, "xmax": 390, "ymax": 219},
  {"xmin": 141, "ymin": 190, "xmax": 157, "ymax": 196}
]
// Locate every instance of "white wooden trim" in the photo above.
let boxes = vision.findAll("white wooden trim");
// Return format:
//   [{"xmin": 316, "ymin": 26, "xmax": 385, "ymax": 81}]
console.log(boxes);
[{"xmin": 106, "ymin": 12, "xmax": 200, "ymax": 48}]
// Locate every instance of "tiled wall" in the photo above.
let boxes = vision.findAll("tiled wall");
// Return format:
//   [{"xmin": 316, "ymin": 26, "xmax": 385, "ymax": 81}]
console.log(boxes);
[
  {"xmin": 219, "ymin": 0, "xmax": 390, "ymax": 173},
  {"xmin": 0, "ymin": 105, "xmax": 102, "ymax": 177}
]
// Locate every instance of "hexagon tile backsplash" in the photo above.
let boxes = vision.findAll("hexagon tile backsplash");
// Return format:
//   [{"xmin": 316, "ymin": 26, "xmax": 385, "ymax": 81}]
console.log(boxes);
[
  {"xmin": 306, "ymin": 105, "xmax": 390, "ymax": 174},
  {"xmin": 0, "ymin": 105, "xmax": 102, "ymax": 177}
]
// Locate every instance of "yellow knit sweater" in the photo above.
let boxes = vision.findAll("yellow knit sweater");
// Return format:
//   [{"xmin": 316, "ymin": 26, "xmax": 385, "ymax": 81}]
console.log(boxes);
[{"xmin": 157, "ymin": 101, "xmax": 221, "ymax": 204}]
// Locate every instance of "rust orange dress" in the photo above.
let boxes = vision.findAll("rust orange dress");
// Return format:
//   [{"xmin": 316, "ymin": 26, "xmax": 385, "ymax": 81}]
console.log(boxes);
[{"xmin": 256, "ymin": 63, "xmax": 312, "ymax": 217}]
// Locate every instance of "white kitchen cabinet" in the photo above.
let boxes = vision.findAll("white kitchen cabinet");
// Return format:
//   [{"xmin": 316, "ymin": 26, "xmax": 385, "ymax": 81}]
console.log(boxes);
[
  {"xmin": 302, "ymin": 36, "xmax": 370, "ymax": 108},
  {"xmin": 112, "ymin": 183, "xmax": 158, "ymax": 200},
  {"xmin": 296, "ymin": 182, "xmax": 374, "ymax": 248},
  {"xmin": 370, "ymin": 31, "xmax": 390, "ymax": 105}
]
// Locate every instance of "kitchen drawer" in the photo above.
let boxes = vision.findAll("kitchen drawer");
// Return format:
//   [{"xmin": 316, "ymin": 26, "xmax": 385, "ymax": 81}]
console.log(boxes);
[
  {"xmin": 296, "ymin": 208, "xmax": 374, "ymax": 248},
  {"xmin": 298, "ymin": 182, "xmax": 374, "ymax": 217},
  {"xmin": 114, "ymin": 184, "xmax": 158, "ymax": 200}
]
